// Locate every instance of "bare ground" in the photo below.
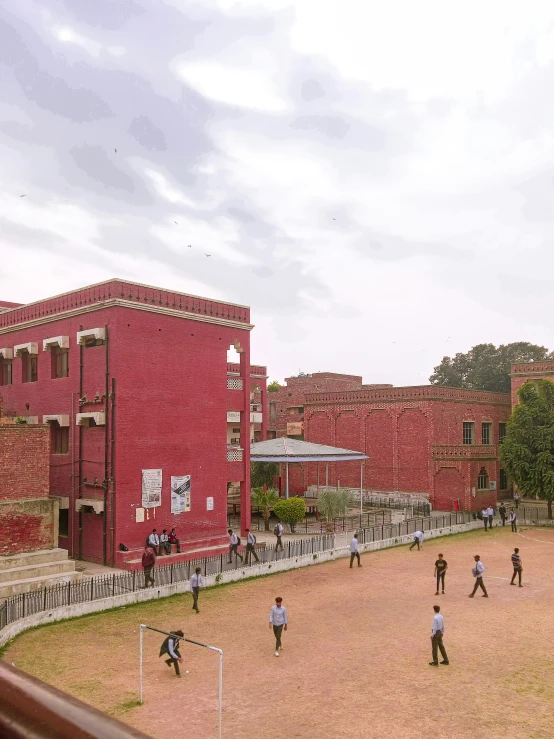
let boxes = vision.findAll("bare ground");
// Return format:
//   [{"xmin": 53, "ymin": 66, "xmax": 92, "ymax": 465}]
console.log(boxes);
[{"xmin": 4, "ymin": 526, "xmax": 554, "ymax": 739}]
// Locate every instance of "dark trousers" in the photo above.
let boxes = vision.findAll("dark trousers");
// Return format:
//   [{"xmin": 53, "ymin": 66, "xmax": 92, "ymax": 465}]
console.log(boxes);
[
  {"xmin": 273, "ymin": 624, "xmax": 284, "ymax": 650},
  {"xmin": 276, "ymin": 535, "xmax": 283, "ymax": 551},
  {"xmin": 511, "ymin": 567, "xmax": 522, "ymax": 586},
  {"xmin": 350, "ymin": 552, "xmax": 361, "ymax": 567},
  {"xmin": 165, "ymin": 658, "xmax": 180, "ymax": 676},
  {"xmin": 436, "ymin": 571, "xmax": 445, "ymax": 592},
  {"xmin": 511, "ymin": 520, "xmax": 518, "ymax": 532},
  {"xmin": 409, "ymin": 536, "xmax": 421, "ymax": 550},
  {"xmin": 192, "ymin": 586, "xmax": 200, "ymax": 611},
  {"xmin": 143, "ymin": 566, "xmax": 154, "ymax": 587},
  {"xmin": 161, "ymin": 542, "xmax": 171, "ymax": 555},
  {"xmin": 245, "ymin": 543, "xmax": 259, "ymax": 564},
  {"xmin": 228, "ymin": 544, "xmax": 243, "ymax": 562},
  {"xmin": 488, "ymin": 515, "xmax": 493, "ymax": 529},
  {"xmin": 431, "ymin": 633, "xmax": 448, "ymax": 664},
  {"xmin": 483, "ymin": 518, "xmax": 488, "ymax": 531},
  {"xmin": 514, "ymin": 498, "xmax": 519, "ymax": 509},
  {"xmin": 170, "ymin": 539, "xmax": 181, "ymax": 553},
  {"xmin": 500, "ymin": 515, "xmax": 506, "ymax": 526},
  {"xmin": 470, "ymin": 576, "xmax": 488, "ymax": 596}
]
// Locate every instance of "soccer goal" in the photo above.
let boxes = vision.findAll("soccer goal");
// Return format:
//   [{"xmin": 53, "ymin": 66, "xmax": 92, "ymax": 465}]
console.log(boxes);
[{"xmin": 139, "ymin": 624, "xmax": 223, "ymax": 739}]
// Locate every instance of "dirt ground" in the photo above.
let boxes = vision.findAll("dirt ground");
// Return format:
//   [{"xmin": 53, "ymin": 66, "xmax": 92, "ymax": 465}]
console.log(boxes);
[{"xmin": 4, "ymin": 525, "xmax": 554, "ymax": 739}]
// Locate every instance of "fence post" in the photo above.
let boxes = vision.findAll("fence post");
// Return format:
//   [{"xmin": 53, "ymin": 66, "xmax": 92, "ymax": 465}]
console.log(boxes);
[
  {"xmin": 133, "ymin": 569, "xmax": 136, "ymax": 592},
  {"xmin": 22, "ymin": 593, "xmax": 26, "ymax": 619},
  {"xmin": 67, "ymin": 580, "xmax": 71, "ymax": 606},
  {"xmin": 112, "ymin": 574, "xmax": 115, "ymax": 596},
  {"xmin": 90, "ymin": 578, "xmax": 94, "ymax": 601},
  {"xmin": 170, "ymin": 564, "xmax": 174, "ymax": 585},
  {"xmin": 43, "ymin": 586, "xmax": 47, "ymax": 612},
  {"xmin": 220, "ymin": 554, "xmax": 223, "ymax": 573}
]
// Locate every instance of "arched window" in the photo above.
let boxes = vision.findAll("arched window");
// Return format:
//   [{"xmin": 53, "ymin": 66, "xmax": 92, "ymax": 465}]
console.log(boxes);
[{"xmin": 477, "ymin": 467, "xmax": 489, "ymax": 490}]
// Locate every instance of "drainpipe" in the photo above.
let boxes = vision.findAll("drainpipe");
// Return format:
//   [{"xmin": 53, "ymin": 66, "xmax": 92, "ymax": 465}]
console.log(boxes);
[
  {"xmin": 110, "ymin": 377, "xmax": 116, "ymax": 566},
  {"xmin": 103, "ymin": 325, "xmax": 109, "ymax": 566},
  {"xmin": 78, "ymin": 325, "xmax": 83, "ymax": 561}
]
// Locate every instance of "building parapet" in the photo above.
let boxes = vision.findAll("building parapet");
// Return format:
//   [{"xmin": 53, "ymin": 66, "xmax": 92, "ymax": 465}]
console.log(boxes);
[
  {"xmin": 511, "ymin": 362, "xmax": 554, "ymax": 375},
  {"xmin": 305, "ymin": 385, "xmax": 511, "ymax": 405},
  {"xmin": 432, "ymin": 444, "xmax": 498, "ymax": 460}
]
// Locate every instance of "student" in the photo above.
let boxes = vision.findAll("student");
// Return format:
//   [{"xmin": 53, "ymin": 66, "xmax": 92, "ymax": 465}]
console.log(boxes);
[
  {"xmin": 429, "ymin": 605, "xmax": 449, "ymax": 666},
  {"xmin": 469, "ymin": 554, "xmax": 488, "ymax": 598},
  {"xmin": 168, "ymin": 527, "xmax": 181, "ymax": 554},
  {"xmin": 142, "ymin": 545, "xmax": 156, "ymax": 588},
  {"xmin": 481, "ymin": 508, "xmax": 489, "ymax": 532},
  {"xmin": 510, "ymin": 548, "xmax": 523, "ymax": 587},
  {"xmin": 190, "ymin": 567, "xmax": 205, "ymax": 612},
  {"xmin": 160, "ymin": 529, "xmax": 170, "ymax": 555},
  {"xmin": 486, "ymin": 505, "xmax": 494, "ymax": 530},
  {"xmin": 227, "ymin": 529, "xmax": 243, "ymax": 564},
  {"xmin": 434, "ymin": 554, "xmax": 448, "ymax": 595},
  {"xmin": 147, "ymin": 528, "xmax": 160, "ymax": 555},
  {"xmin": 159, "ymin": 630, "xmax": 184, "ymax": 677},
  {"xmin": 409, "ymin": 530, "xmax": 424, "ymax": 550},
  {"xmin": 509, "ymin": 509, "xmax": 518, "ymax": 533},
  {"xmin": 349, "ymin": 533, "xmax": 362, "ymax": 568},
  {"xmin": 499, "ymin": 503, "xmax": 507, "ymax": 527},
  {"xmin": 513, "ymin": 491, "xmax": 520, "ymax": 509},
  {"xmin": 274, "ymin": 521, "xmax": 284, "ymax": 551},
  {"xmin": 245, "ymin": 528, "xmax": 260, "ymax": 564},
  {"xmin": 269, "ymin": 597, "xmax": 288, "ymax": 656}
]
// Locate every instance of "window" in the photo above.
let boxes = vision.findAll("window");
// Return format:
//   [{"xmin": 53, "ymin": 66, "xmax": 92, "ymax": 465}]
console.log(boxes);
[
  {"xmin": 481, "ymin": 422, "xmax": 492, "ymax": 445},
  {"xmin": 52, "ymin": 424, "xmax": 69, "ymax": 455},
  {"xmin": 499, "ymin": 423, "xmax": 507, "ymax": 444},
  {"xmin": 477, "ymin": 467, "xmax": 489, "ymax": 490},
  {"xmin": 22, "ymin": 352, "xmax": 38, "ymax": 383},
  {"xmin": 499, "ymin": 468, "xmax": 508, "ymax": 490},
  {"xmin": 52, "ymin": 348, "xmax": 69, "ymax": 379},
  {"xmin": 58, "ymin": 509, "xmax": 69, "ymax": 537},
  {"xmin": 462, "ymin": 422, "xmax": 475, "ymax": 445},
  {"xmin": 0, "ymin": 359, "xmax": 12, "ymax": 386},
  {"xmin": 270, "ymin": 402, "xmax": 276, "ymax": 421},
  {"xmin": 267, "ymin": 430, "xmax": 277, "ymax": 439},
  {"xmin": 232, "ymin": 427, "xmax": 241, "ymax": 434}
]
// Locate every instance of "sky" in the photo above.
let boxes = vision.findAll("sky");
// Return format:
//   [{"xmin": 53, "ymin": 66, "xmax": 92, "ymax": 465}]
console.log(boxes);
[{"xmin": 2, "ymin": 0, "xmax": 554, "ymax": 386}]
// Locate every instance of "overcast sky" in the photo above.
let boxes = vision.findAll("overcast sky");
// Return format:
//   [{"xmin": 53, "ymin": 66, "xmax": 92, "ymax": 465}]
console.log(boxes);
[{"xmin": 2, "ymin": 1, "xmax": 554, "ymax": 386}]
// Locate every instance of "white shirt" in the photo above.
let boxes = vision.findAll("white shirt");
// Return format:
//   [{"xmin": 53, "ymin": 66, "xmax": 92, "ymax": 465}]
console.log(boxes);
[
  {"xmin": 148, "ymin": 533, "xmax": 159, "ymax": 546},
  {"xmin": 481, "ymin": 509, "xmax": 488, "ymax": 518},
  {"xmin": 269, "ymin": 605, "xmax": 288, "ymax": 626},
  {"xmin": 276, "ymin": 523, "xmax": 284, "ymax": 536},
  {"xmin": 160, "ymin": 533, "xmax": 169, "ymax": 543},
  {"xmin": 431, "ymin": 613, "xmax": 444, "ymax": 636},
  {"xmin": 229, "ymin": 533, "xmax": 238, "ymax": 545},
  {"xmin": 486, "ymin": 507, "xmax": 494, "ymax": 517},
  {"xmin": 473, "ymin": 561, "xmax": 485, "ymax": 577},
  {"xmin": 509, "ymin": 511, "xmax": 517, "ymax": 521},
  {"xmin": 168, "ymin": 637, "xmax": 180, "ymax": 660},
  {"xmin": 247, "ymin": 532, "xmax": 256, "ymax": 545},
  {"xmin": 414, "ymin": 531, "xmax": 424, "ymax": 541},
  {"xmin": 190, "ymin": 573, "xmax": 205, "ymax": 590},
  {"xmin": 350, "ymin": 537, "xmax": 359, "ymax": 553}
]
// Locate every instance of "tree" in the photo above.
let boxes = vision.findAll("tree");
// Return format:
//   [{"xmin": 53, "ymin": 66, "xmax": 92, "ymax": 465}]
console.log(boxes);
[
  {"xmin": 267, "ymin": 380, "xmax": 281, "ymax": 392},
  {"xmin": 500, "ymin": 379, "xmax": 554, "ymax": 518},
  {"xmin": 317, "ymin": 489, "xmax": 353, "ymax": 532},
  {"xmin": 273, "ymin": 497, "xmax": 307, "ymax": 533},
  {"xmin": 430, "ymin": 343, "xmax": 553, "ymax": 394},
  {"xmin": 251, "ymin": 487, "xmax": 279, "ymax": 531},
  {"xmin": 250, "ymin": 462, "xmax": 279, "ymax": 488}
]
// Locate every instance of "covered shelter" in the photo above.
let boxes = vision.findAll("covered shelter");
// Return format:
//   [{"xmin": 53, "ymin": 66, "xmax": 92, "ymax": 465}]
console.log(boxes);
[{"xmin": 250, "ymin": 438, "xmax": 369, "ymax": 505}]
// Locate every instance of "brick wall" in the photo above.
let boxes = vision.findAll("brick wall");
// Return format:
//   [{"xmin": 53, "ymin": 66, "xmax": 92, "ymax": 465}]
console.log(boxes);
[
  {"xmin": 511, "ymin": 362, "xmax": 554, "ymax": 405},
  {"xmin": 0, "ymin": 499, "xmax": 57, "ymax": 555},
  {"xmin": 0, "ymin": 424, "xmax": 50, "ymax": 500}
]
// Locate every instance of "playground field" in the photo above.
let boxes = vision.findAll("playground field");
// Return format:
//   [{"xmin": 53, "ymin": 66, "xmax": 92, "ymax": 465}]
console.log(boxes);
[{"xmin": 3, "ymin": 525, "xmax": 554, "ymax": 739}]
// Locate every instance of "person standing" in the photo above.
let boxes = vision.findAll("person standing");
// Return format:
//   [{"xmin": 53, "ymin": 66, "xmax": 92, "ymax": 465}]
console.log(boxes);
[
  {"xmin": 168, "ymin": 527, "xmax": 181, "ymax": 554},
  {"xmin": 245, "ymin": 528, "xmax": 260, "ymax": 565},
  {"xmin": 160, "ymin": 529, "xmax": 170, "ymax": 555},
  {"xmin": 486, "ymin": 505, "xmax": 494, "ymax": 530},
  {"xmin": 142, "ymin": 545, "xmax": 156, "ymax": 588},
  {"xmin": 269, "ymin": 597, "xmax": 288, "ymax": 656},
  {"xmin": 481, "ymin": 508, "xmax": 489, "ymax": 532},
  {"xmin": 469, "ymin": 554, "xmax": 488, "ymax": 597},
  {"xmin": 434, "ymin": 554, "xmax": 448, "ymax": 595},
  {"xmin": 159, "ymin": 630, "xmax": 184, "ymax": 677},
  {"xmin": 513, "ymin": 490, "xmax": 520, "ymax": 509},
  {"xmin": 227, "ymin": 529, "xmax": 243, "ymax": 564},
  {"xmin": 147, "ymin": 528, "xmax": 160, "ymax": 555},
  {"xmin": 429, "ymin": 605, "xmax": 449, "ymax": 666},
  {"xmin": 349, "ymin": 533, "xmax": 362, "ymax": 568},
  {"xmin": 409, "ymin": 530, "xmax": 424, "ymax": 550},
  {"xmin": 190, "ymin": 567, "xmax": 205, "ymax": 612},
  {"xmin": 509, "ymin": 508, "xmax": 518, "ymax": 533},
  {"xmin": 499, "ymin": 503, "xmax": 507, "ymax": 527},
  {"xmin": 510, "ymin": 548, "xmax": 523, "ymax": 587},
  {"xmin": 274, "ymin": 521, "xmax": 284, "ymax": 551}
]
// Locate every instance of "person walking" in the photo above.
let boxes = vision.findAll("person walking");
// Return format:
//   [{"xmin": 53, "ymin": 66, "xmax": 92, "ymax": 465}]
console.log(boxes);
[
  {"xmin": 274, "ymin": 521, "xmax": 284, "ymax": 551},
  {"xmin": 160, "ymin": 529, "xmax": 170, "ymax": 555},
  {"xmin": 434, "ymin": 554, "xmax": 448, "ymax": 595},
  {"xmin": 269, "ymin": 597, "xmax": 288, "ymax": 656},
  {"xmin": 481, "ymin": 507, "xmax": 489, "ymax": 532},
  {"xmin": 409, "ymin": 530, "xmax": 424, "ymax": 550},
  {"xmin": 429, "ymin": 605, "xmax": 449, "ymax": 666},
  {"xmin": 513, "ymin": 490, "xmax": 520, "ymax": 509},
  {"xmin": 227, "ymin": 529, "xmax": 243, "ymax": 564},
  {"xmin": 499, "ymin": 503, "xmax": 507, "ymax": 527},
  {"xmin": 349, "ymin": 533, "xmax": 362, "ymax": 568},
  {"xmin": 168, "ymin": 527, "xmax": 181, "ymax": 554},
  {"xmin": 147, "ymin": 528, "xmax": 160, "ymax": 555},
  {"xmin": 245, "ymin": 528, "xmax": 260, "ymax": 565},
  {"xmin": 159, "ymin": 630, "xmax": 184, "ymax": 677},
  {"xmin": 486, "ymin": 505, "xmax": 494, "ymax": 530},
  {"xmin": 142, "ymin": 545, "xmax": 156, "ymax": 588},
  {"xmin": 509, "ymin": 508, "xmax": 518, "ymax": 533},
  {"xmin": 469, "ymin": 554, "xmax": 488, "ymax": 597},
  {"xmin": 510, "ymin": 548, "xmax": 523, "ymax": 587},
  {"xmin": 190, "ymin": 567, "xmax": 205, "ymax": 612}
]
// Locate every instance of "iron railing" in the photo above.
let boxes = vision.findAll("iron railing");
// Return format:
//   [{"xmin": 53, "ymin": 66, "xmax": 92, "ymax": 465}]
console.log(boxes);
[
  {"xmin": 356, "ymin": 512, "xmax": 472, "ymax": 544},
  {"xmin": 228, "ymin": 510, "xmax": 393, "ymax": 534}
]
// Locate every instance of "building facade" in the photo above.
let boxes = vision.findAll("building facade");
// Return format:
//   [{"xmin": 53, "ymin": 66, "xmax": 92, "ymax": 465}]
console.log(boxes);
[{"xmin": 0, "ymin": 279, "xmax": 262, "ymax": 566}]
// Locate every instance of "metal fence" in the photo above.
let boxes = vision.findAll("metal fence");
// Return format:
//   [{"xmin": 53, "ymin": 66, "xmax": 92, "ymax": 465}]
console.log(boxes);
[
  {"xmin": 356, "ymin": 511, "xmax": 472, "ymax": 544},
  {"xmin": 228, "ymin": 510, "xmax": 393, "ymax": 534},
  {"xmin": 0, "ymin": 534, "xmax": 334, "ymax": 632}
]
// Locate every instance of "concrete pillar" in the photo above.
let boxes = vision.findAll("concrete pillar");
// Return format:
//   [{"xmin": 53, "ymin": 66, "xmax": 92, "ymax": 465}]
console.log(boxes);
[{"xmin": 239, "ymin": 345, "xmax": 251, "ymax": 534}]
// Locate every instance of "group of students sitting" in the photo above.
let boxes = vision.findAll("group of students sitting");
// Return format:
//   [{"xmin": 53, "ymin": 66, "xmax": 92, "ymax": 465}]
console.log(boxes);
[{"xmin": 146, "ymin": 527, "xmax": 181, "ymax": 555}]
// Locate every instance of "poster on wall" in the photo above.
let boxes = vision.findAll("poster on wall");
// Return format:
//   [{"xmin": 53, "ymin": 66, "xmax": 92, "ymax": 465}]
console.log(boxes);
[
  {"xmin": 171, "ymin": 475, "xmax": 191, "ymax": 514},
  {"xmin": 206, "ymin": 496, "xmax": 214, "ymax": 511},
  {"xmin": 142, "ymin": 469, "xmax": 162, "ymax": 509}
]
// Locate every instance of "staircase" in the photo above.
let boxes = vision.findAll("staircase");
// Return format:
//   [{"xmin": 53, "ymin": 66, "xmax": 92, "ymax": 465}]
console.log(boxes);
[{"xmin": 0, "ymin": 549, "xmax": 77, "ymax": 599}]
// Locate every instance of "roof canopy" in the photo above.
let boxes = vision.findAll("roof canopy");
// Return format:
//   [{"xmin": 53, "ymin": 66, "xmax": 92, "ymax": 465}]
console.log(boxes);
[{"xmin": 250, "ymin": 437, "xmax": 368, "ymax": 463}]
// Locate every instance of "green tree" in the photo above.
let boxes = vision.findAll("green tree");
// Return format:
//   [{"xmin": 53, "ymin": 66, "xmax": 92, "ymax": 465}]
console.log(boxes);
[
  {"xmin": 250, "ymin": 462, "xmax": 279, "ymax": 488},
  {"xmin": 273, "ymin": 497, "xmax": 307, "ymax": 533},
  {"xmin": 430, "ymin": 342, "xmax": 553, "ymax": 394},
  {"xmin": 500, "ymin": 379, "xmax": 554, "ymax": 518},
  {"xmin": 316, "ymin": 489, "xmax": 353, "ymax": 522},
  {"xmin": 251, "ymin": 487, "xmax": 279, "ymax": 531},
  {"xmin": 267, "ymin": 380, "xmax": 282, "ymax": 392}
]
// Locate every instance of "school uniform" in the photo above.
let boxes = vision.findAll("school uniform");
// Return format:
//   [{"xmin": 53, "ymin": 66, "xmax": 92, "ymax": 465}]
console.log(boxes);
[
  {"xmin": 142, "ymin": 548, "xmax": 156, "ymax": 587},
  {"xmin": 246, "ymin": 531, "xmax": 260, "ymax": 564},
  {"xmin": 228, "ymin": 533, "xmax": 243, "ymax": 563},
  {"xmin": 147, "ymin": 532, "xmax": 160, "ymax": 555},
  {"xmin": 510, "ymin": 552, "xmax": 523, "ymax": 586},
  {"xmin": 435, "ymin": 558, "xmax": 447, "ymax": 593},
  {"xmin": 269, "ymin": 604, "xmax": 288, "ymax": 652},
  {"xmin": 275, "ymin": 523, "xmax": 284, "ymax": 551},
  {"xmin": 430, "ymin": 613, "xmax": 449, "ymax": 665},
  {"xmin": 509, "ymin": 511, "xmax": 517, "ymax": 532},
  {"xmin": 160, "ymin": 635, "xmax": 182, "ymax": 676},
  {"xmin": 482, "ymin": 509, "xmax": 489, "ymax": 531},
  {"xmin": 349, "ymin": 537, "xmax": 361, "ymax": 567},
  {"xmin": 190, "ymin": 572, "xmax": 205, "ymax": 612},
  {"xmin": 168, "ymin": 530, "xmax": 181, "ymax": 553},
  {"xmin": 160, "ymin": 532, "xmax": 170, "ymax": 555},
  {"xmin": 499, "ymin": 505, "xmax": 507, "ymax": 526},
  {"xmin": 409, "ymin": 530, "xmax": 424, "ymax": 550},
  {"xmin": 469, "ymin": 560, "xmax": 488, "ymax": 597},
  {"xmin": 486, "ymin": 506, "xmax": 494, "ymax": 530}
]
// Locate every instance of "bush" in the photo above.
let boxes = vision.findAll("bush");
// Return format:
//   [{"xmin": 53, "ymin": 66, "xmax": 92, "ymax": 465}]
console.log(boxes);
[{"xmin": 273, "ymin": 497, "xmax": 307, "ymax": 533}]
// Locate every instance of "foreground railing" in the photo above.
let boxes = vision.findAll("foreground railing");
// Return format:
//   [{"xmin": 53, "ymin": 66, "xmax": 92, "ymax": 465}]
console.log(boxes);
[{"xmin": 0, "ymin": 661, "xmax": 150, "ymax": 738}]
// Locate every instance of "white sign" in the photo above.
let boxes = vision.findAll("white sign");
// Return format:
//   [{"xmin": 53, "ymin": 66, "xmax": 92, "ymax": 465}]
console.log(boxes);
[
  {"xmin": 142, "ymin": 469, "xmax": 162, "ymax": 509},
  {"xmin": 227, "ymin": 411, "xmax": 241, "ymax": 423},
  {"xmin": 206, "ymin": 497, "xmax": 214, "ymax": 511},
  {"xmin": 171, "ymin": 475, "xmax": 191, "ymax": 514},
  {"xmin": 135, "ymin": 507, "xmax": 145, "ymax": 523}
]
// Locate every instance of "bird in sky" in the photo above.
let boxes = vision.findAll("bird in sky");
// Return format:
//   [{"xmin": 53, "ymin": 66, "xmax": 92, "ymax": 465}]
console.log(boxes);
[
  {"xmin": 174, "ymin": 221, "xmax": 178, "ymax": 224},
  {"xmin": 114, "ymin": 148, "xmax": 117, "ymax": 153},
  {"xmin": 187, "ymin": 244, "xmax": 192, "ymax": 248},
  {"xmin": 205, "ymin": 254, "xmax": 211, "ymax": 257}
]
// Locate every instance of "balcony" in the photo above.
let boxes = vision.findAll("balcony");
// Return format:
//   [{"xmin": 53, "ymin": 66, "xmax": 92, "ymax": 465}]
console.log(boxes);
[
  {"xmin": 227, "ymin": 446, "xmax": 243, "ymax": 462},
  {"xmin": 432, "ymin": 444, "xmax": 498, "ymax": 460},
  {"xmin": 250, "ymin": 412, "xmax": 263, "ymax": 423}
]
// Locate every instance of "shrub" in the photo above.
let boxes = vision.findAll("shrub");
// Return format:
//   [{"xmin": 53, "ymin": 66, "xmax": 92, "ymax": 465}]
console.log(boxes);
[{"xmin": 273, "ymin": 497, "xmax": 307, "ymax": 533}]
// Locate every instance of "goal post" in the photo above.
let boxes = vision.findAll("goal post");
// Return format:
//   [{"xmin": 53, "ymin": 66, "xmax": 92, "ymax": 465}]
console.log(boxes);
[{"xmin": 139, "ymin": 624, "xmax": 223, "ymax": 739}]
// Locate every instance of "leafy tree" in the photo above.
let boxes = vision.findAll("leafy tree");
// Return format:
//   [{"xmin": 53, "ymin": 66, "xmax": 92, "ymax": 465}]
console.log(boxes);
[
  {"xmin": 250, "ymin": 462, "xmax": 279, "ymax": 488},
  {"xmin": 500, "ymin": 379, "xmax": 554, "ymax": 518},
  {"xmin": 430, "ymin": 342, "xmax": 553, "ymax": 394},
  {"xmin": 273, "ymin": 497, "xmax": 307, "ymax": 533},
  {"xmin": 267, "ymin": 380, "xmax": 282, "ymax": 392},
  {"xmin": 251, "ymin": 487, "xmax": 279, "ymax": 531},
  {"xmin": 316, "ymin": 490, "xmax": 353, "ymax": 522}
]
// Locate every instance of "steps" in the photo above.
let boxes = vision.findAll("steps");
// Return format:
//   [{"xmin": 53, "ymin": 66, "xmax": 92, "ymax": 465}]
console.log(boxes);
[{"xmin": 0, "ymin": 548, "xmax": 77, "ymax": 600}]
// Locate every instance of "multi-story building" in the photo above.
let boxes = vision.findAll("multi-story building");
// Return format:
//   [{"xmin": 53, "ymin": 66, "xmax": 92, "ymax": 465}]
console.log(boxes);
[{"xmin": 0, "ymin": 279, "xmax": 264, "ymax": 567}]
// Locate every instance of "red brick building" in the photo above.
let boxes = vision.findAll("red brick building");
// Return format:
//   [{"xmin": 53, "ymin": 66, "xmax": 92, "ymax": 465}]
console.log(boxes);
[{"xmin": 0, "ymin": 279, "xmax": 263, "ymax": 566}]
